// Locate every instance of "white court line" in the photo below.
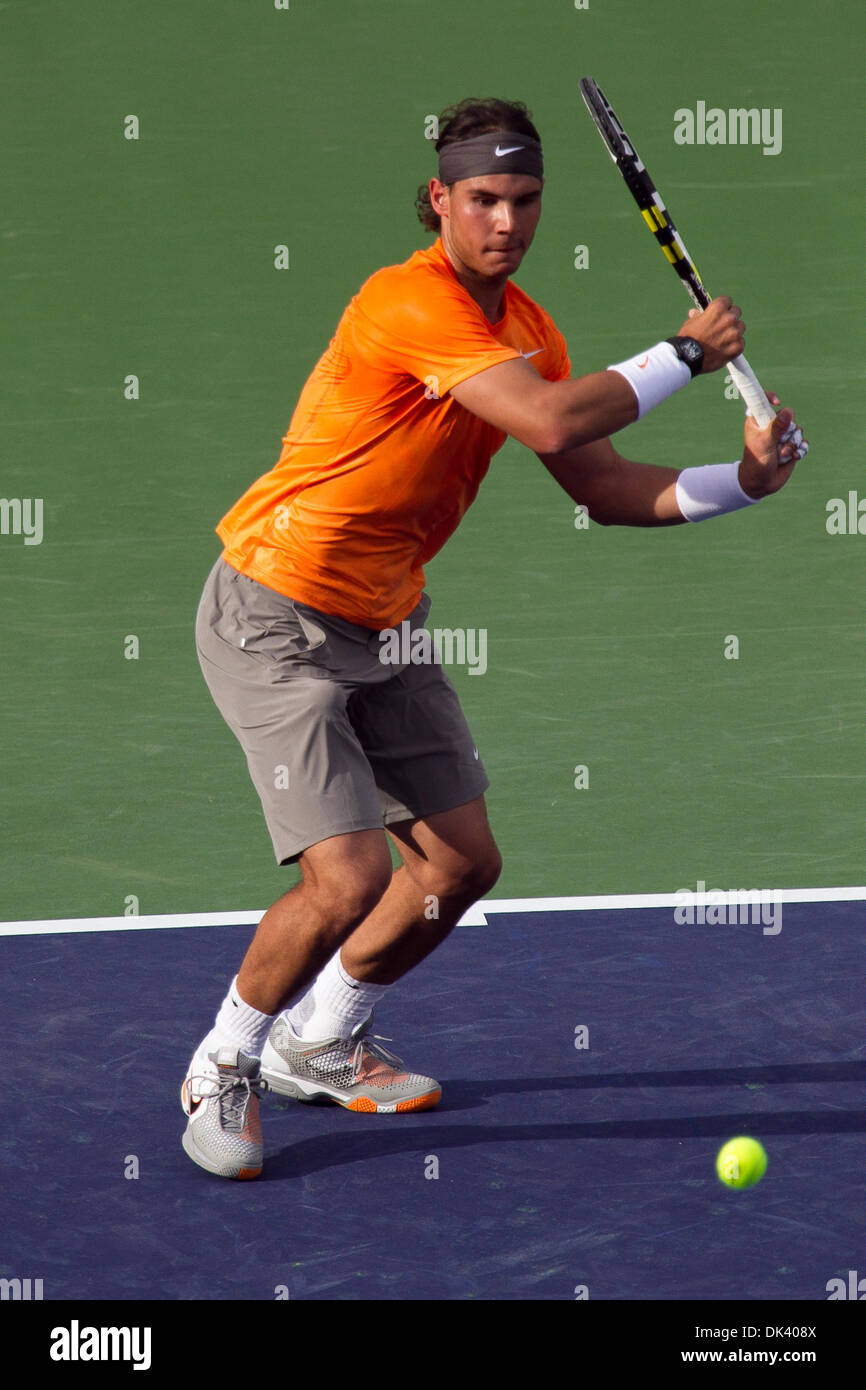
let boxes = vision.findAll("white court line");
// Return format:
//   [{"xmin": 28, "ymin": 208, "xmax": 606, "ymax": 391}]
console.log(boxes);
[{"xmin": 1, "ymin": 887, "xmax": 864, "ymax": 937}]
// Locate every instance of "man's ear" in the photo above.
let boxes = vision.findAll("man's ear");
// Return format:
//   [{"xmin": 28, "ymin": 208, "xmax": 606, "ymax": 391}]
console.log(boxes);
[{"xmin": 429, "ymin": 177, "xmax": 449, "ymax": 217}]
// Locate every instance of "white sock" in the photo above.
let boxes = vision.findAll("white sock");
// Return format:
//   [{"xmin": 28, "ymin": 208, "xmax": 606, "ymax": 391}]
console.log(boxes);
[
  {"xmin": 198, "ymin": 976, "xmax": 276, "ymax": 1061},
  {"xmin": 287, "ymin": 951, "xmax": 389, "ymax": 1041}
]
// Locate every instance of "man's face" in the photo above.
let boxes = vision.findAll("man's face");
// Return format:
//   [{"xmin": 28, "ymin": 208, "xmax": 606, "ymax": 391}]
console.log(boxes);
[{"xmin": 431, "ymin": 173, "xmax": 543, "ymax": 279}]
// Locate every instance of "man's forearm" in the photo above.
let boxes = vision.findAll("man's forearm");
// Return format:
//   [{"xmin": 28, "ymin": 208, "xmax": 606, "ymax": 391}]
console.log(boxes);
[
  {"xmin": 540, "ymin": 443, "xmax": 686, "ymax": 527},
  {"xmin": 450, "ymin": 348, "xmax": 691, "ymax": 455},
  {"xmin": 550, "ymin": 339, "xmax": 695, "ymax": 451}
]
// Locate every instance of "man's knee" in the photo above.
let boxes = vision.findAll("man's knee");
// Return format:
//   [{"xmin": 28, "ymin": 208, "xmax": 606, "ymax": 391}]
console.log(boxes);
[
  {"xmin": 300, "ymin": 832, "xmax": 393, "ymax": 927},
  {"xmin": 428, "ymin": 842, "xmax": 502, "ymax": 905},
  {"xmin": 468, "ymin": 844, "xmax": 503, "ymax": 899}
]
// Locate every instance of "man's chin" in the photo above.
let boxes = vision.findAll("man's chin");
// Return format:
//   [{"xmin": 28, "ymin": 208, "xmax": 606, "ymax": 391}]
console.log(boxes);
[{"xmin": 483, "ymin": 246, "xmax": 525, "ymax": 270}]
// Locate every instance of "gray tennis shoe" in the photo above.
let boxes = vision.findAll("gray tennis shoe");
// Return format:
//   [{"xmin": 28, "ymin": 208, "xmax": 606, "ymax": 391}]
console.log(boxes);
[
  {"xmin": 260, "ymin": 1014, "xmax": 441, "ymax": 1114},
  {"xmin": 181, "ymin": 1046, "xmax": 267, "ymax": 1179}
]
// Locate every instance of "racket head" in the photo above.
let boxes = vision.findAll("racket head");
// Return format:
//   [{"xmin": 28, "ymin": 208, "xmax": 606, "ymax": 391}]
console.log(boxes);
[
  {"xmin": 578, "ymin": 78, "xmax": 647, "ymax": 185},
  {"xmin": 579, "ymin": 76, "xmax": 710, "ymax": 310}
]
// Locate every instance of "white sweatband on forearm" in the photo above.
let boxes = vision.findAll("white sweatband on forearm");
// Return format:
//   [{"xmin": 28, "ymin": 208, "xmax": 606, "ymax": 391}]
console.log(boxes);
[
  {"xmin": 607, "ymin": 341, "xmax": 691, "ymax": 419},
  {"xmin": 675, "ymin": 462, "xmax": 762, "ymax": 522}
]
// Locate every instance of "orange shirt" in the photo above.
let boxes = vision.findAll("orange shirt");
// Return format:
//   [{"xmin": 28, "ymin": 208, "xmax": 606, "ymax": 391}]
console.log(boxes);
[{"xmin": 217, "ymin": 236, "xmax": 571, "ymax": 628}]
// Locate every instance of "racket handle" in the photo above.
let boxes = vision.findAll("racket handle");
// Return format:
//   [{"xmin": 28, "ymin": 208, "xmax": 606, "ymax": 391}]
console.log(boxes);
[{"xmin": 727, "ymin": 354, "xmax": 776, "ymax": 428}]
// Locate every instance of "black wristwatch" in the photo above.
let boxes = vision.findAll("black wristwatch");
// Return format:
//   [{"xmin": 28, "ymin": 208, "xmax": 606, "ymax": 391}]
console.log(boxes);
[{"xmin": 666, "ymin": 336, "xmax": 704, "ymax": 378}]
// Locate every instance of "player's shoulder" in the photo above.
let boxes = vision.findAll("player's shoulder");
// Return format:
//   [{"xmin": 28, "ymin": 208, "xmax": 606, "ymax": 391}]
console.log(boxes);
[{"xmin": 356, "ymin": 240, "xmax": 465, "ymax": 318}]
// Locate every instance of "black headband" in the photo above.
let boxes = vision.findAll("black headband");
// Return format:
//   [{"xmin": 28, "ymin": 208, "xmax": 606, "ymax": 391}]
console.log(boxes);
[{"xmin": 437, "ymin": 130, "xmax": 544, "ymax": 184}]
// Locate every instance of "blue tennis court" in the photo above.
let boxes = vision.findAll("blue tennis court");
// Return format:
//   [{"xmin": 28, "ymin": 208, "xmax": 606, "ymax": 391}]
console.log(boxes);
[{"xmin": 6, "ymin": 897, "xmax": 862, "ymax": 1302}]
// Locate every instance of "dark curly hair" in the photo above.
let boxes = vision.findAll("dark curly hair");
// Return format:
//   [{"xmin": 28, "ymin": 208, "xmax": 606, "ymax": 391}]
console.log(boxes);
[{"xmin": 415, "ymin": 98, "xmax": 542, "ymax": 233}]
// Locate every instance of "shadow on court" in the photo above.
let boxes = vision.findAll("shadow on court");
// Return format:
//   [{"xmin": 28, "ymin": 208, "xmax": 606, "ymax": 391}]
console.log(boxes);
[{"xmin": 266, "ymin": 1106, "xmax": 866, "ymax": 1181}]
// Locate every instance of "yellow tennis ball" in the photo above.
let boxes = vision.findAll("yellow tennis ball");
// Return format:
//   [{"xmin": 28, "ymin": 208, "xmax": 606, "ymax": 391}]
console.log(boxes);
[{"xmin": 716, "ymin": 1136, "xmax": 768, "ymax": 1189}]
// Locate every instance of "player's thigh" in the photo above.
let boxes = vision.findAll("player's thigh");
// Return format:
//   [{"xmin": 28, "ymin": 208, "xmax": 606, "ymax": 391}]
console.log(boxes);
[
  {"xmin": 195, "ymin": 559, "xmax": 390, "ymax": 867},
  {"xmin": 348, "ymin": 658, "xmax": 490, "ymax": 830}
]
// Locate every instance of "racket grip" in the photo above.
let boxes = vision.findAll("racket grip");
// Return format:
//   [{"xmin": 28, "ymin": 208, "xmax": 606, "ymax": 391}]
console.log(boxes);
[{"xmin": 727, "ymin": 354, "xmax": 776, "ymax": 428}]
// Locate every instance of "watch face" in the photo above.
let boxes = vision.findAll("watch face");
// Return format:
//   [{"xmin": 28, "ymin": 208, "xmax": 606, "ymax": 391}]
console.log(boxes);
[{"xmin": 682, "ymin": 338, "xmax": 702, "ymax": 365}]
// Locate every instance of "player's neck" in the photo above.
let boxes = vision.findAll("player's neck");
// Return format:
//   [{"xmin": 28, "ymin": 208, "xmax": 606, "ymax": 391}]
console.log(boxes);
[
  {"xmin": 439, "ymin": 240, "xmax": 507, "ymax": 324},
  {"xmin": 464, "ymin": 276, "xmax": 507, "ymax": 325}
]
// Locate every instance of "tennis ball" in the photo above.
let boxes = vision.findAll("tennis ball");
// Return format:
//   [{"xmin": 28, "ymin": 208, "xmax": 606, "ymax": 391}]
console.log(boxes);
[{"xmin": 716, "ymin": 1136, "xmax": 768, "ymax": 1189}]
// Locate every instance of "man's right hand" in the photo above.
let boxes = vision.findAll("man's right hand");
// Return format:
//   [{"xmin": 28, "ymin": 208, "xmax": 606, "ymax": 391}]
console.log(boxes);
[{"xmin": 677, "ymin": 297, "xmax": 746, "ymax": 372}]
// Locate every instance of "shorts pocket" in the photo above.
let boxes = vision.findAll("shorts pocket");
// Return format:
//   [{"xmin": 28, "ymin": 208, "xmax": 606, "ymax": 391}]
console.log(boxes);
[{"xmin": 209, "ymin": 580, "xmax": 327, "ymax": 662}]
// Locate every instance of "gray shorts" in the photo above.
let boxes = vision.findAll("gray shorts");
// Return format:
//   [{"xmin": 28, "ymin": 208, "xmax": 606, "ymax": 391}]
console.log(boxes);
[{"xmin": 195, "ymin": 557, "xmax": 489, "ymax": 864}]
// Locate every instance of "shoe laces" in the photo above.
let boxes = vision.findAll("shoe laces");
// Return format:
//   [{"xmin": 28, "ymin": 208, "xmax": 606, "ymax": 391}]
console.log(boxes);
[
  {"xmin": 350, "ymin": 1030, "xmax": 403, "ymax": 1079},
  {"xmin": 189, "ymin": 1068, "xmax": 268, "ymax": 1131}
]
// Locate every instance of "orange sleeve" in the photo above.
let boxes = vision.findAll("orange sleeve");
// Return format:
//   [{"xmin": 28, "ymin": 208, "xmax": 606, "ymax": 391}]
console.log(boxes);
[
  {"xmin": 549, "ymin": 324, "xmax": 571, "ymax": 382},
  {"xmin": 522, "ymin": 294, "xmax": 571, "ymax": 383},
  {"xmin": 350, "ymin": 266, "xmax": 524, "ymax": 397},
  {"xmin": 558, "ymin": 322, "xmax": 572, "ymax": 378}
]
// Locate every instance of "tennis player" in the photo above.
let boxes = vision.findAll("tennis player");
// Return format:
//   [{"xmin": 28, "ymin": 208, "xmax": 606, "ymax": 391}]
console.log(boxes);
[{"xmin": 182, "ymin": 98, "xmax": 806, "ymax": 1179}]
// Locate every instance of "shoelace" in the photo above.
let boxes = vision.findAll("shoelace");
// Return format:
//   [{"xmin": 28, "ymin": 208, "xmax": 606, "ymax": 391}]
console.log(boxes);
[
  {"xmin": 188, "ymin": 1069, "xmax": 268, "ymax": 1131},
  {"xmin": 350, "ymin": 1032, "xmax": 403, "ymax": 1079}
]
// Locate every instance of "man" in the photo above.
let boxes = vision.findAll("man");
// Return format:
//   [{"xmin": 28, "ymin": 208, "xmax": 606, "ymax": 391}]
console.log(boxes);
[{"xmin": 182, "ymin": 98, "xmax": 806, "ymax": 1179}]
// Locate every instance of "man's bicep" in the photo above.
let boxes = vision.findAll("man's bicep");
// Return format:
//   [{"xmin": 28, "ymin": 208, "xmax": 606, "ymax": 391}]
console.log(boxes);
[{"xmin": 449, "ymin": 358, "xmax": 562, "ymax": 454}]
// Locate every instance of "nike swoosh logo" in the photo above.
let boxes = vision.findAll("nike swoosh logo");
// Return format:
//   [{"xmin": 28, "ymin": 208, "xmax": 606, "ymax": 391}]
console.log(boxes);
[
  {"xmin": 520, "ymin": 348, "xmax": 542, "ymax": 359},
  {"xmin": 637, "ymin": 356, "xmax": 649, "ymax": 369},
  {"xmin": 495, "ymin": 144, "xmax": 524, "ymax": 156}
]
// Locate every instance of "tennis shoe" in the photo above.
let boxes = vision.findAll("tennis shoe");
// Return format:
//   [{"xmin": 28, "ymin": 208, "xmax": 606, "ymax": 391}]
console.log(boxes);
[
  {"xmin": 181, "ymin": 1045, "xmax": 267, "ymax": 1179},
  {"xmin": 260, "ymin": 1013, "xmax": 441, "ymax": 1113}
]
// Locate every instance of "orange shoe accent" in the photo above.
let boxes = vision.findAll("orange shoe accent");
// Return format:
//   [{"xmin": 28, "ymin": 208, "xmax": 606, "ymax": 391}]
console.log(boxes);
[
  {"xmin": 395, "ymin": 1090, "xmax": 441, "ymax": 1113},
  {"xmin": 236, "ymin": 1166, "xmax": 262, "ymax": 1180},
  {"xmin": 344, "ymin": 1089, "xmax": 441, "ymax": 1114}
]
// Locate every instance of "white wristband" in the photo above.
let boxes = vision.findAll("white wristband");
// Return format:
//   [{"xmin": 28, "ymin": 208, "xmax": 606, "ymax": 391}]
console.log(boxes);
[
  {"xmin": 607, "ymin": 341, "xmax": 691, "ymax": 419},
  {"xmin": 675, "ymin": 462, "xmax": 762, "ymax": 522}
]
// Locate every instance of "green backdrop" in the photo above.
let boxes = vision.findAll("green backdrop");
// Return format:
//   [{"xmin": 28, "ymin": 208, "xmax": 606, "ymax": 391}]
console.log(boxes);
[{"xmin": 2, "ymin": 0, "xmax": 863, "ymax": 921}]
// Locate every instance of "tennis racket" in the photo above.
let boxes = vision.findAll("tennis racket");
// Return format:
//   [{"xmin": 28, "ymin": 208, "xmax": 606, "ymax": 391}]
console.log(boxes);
[{"xmin": 578, "ymin": 76, "xmax": 776, "ymax": 428}]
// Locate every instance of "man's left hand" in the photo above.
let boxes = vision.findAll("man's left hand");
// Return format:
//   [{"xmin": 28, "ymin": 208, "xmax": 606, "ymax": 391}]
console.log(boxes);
[{"xmin": 738, "ymin": 393, "xmax": 808, "ymax": 499}]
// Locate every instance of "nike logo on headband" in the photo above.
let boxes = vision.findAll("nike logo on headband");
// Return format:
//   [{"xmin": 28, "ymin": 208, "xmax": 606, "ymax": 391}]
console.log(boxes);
[{"xmin": 495, "ymin": 143, "xmax": 525, "ymax": 156}]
